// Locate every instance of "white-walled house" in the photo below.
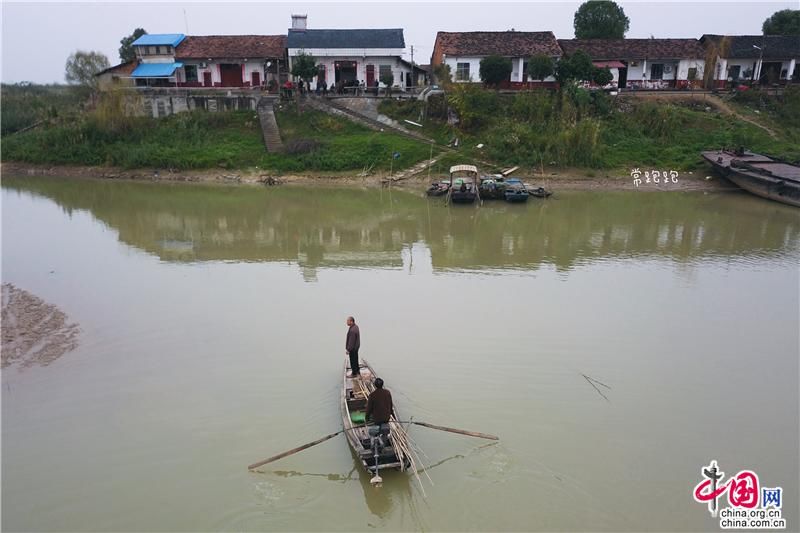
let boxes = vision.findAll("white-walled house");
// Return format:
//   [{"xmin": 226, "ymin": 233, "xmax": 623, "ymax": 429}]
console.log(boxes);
[
  {"xmin": 701, "ymin": 34, "xmax": 799, "ymax": 87},
  {"xmin": 174, "ymin": 35, "xmax": 286, "ymax": 88},
  {"xmin": 431, "ymin": 31, "xmax": 562, "ymax": 87},
  {"xmin": 558, "ymin": 39, "xmax": 706, "ymax": 89},
  {"xmin": 286, "ymin": 15, "xmax": 418, "ymax": 91}
]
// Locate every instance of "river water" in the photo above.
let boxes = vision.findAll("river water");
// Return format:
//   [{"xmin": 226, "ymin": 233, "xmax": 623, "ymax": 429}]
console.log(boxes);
[{"xmin": 2, "ymin": 176, "xmax": 798, "ymax": 532}]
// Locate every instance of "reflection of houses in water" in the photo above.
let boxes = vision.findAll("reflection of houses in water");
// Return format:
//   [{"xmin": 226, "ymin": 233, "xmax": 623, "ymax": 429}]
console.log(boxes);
[{"xmin": 4, "ymin": 178, "xmax": 799, "ymax": 278}]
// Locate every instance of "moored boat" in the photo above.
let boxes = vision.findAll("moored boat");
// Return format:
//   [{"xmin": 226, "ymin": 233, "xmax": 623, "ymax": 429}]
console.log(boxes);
[
  {"xmin": 426, "ymin": 181, "xmax": 450, "ymax": 197},
  {"xmin": 478, "ymin": 175, "xmax": 507, "ymax": 200},
  {"xmin": 342, "ymin": 359, "xmax": 411, "ymax": 478},
  {"xmin": 503, "ymin": 178, "xmax": 529, "ymax": 203},
  {"xmin": 447, "ymin": 165, "xmax": 480, "ymax": 204},
  {"xmin": 527, "ymin": 186, "xmax": 552, "ymax": 198},
  {"xmin": 701, "ymin": 149, "xmax": 800, "ymax": 208}
]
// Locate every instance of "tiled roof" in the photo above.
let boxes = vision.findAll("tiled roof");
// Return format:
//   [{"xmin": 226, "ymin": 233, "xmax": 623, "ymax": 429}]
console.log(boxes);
[
  {"xmin": 701, "ymin": 34, "xmax": 800, "ymax": 59},
  {"xmin": 95, "ymin": 61, "xmax": 137, "ymax": 77},
  {"xmin": 287, "ymin": 29, "xmax": 404, "ymax": 49},
  {"xmin": 558, "ymin": 38, "xmax": 705, "ymax": 59},
  {"xmin": 434, "ymin": 31, "xmax": 562, "ymax": 57},
  {"xmin": 176, "ymin": 35, "xmax": 286, "ymax": 59}
]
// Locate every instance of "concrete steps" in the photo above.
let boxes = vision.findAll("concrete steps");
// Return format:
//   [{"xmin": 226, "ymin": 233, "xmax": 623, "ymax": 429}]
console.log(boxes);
[{"xmin": 257, "ymin": 97, "xmax": 284, "ymax": 153}]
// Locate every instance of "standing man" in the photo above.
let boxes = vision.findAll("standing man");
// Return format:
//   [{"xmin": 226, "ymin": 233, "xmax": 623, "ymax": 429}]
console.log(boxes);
[{"xmin": 346, "ymin": 316, "xmax": 361, "ymax": 378}]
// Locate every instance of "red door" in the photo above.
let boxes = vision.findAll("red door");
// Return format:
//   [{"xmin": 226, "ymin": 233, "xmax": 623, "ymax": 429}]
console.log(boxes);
[
  {"xmin": 220, "ymin": 64, "xmax": 242, "ymax": 86},
  {"xmin": 203, "ymin": 71, "xmax": 212, "ymax": 87},
  {"xmin": 251, "ymin": 71, "xmax": 261, "ymax": 87},
  {"xmin": 366, "ymin": 64, "xmax": 375, "ymax": 86}
]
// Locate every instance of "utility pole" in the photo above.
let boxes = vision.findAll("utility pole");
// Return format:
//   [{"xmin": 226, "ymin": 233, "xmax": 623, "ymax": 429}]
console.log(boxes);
[{"xmin": 411, "ymin": 45, "xmax": 415, "ymax": 88}]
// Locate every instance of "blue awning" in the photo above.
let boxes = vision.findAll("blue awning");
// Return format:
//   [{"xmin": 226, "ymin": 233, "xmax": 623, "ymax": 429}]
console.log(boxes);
[{"xmin": 131, "ymin": 62, "xmax": 184, "ymax": 78}]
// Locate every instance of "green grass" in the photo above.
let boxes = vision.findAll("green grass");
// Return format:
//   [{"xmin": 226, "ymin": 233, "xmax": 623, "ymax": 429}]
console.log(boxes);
[
  {"xmin": 1, "ymin": 100, "xmax": 439, "ymax": 173},
  {"xmin": 1, "ymin": 83, "xmax": 88, "ymax": 136},
  {"xmin": 379, "ymin": 87, "xmax": 800, "ymax": 174}
]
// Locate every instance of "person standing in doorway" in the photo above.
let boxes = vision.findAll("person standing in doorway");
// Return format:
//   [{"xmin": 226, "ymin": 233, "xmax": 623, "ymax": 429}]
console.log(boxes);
[{"xmin": 346, "ymin": 316, "xmax": 361, "ymax": 378}]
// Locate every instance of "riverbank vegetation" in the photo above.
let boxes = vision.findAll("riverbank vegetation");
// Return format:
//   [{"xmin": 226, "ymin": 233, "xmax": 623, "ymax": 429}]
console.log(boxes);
[
  {"xmin": 379, "ymin": 86, "xmax": 800, "ymax": 173},
  {"xmin": 1, "ymin": 94, "xmax": 435, "ymax": 173}
]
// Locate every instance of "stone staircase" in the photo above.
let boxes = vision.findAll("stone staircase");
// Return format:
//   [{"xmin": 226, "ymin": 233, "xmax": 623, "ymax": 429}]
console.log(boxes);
[
  {"xmin": 305, "ymin": 97, "xmax": 436, "ymax": 144},
  {"xmin": 257, "ymin": 97, "xmax": 284, "ymax": 153}
]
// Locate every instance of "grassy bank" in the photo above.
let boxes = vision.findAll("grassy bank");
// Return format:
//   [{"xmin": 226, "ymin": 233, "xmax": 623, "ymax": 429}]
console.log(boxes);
[
  {"xmin": 1, "ymin": 83, "xmax": 88, "ymax": 136},
  {"xmin": 1, "ymin": 97, "xmax": 437, "ymax": 174},
  {"xmin": 379, "ymin": 86, "xmax": 800, "ymax": 173}
]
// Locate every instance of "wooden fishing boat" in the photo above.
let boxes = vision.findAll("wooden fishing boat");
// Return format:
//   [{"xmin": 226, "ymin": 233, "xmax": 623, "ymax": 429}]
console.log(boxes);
[
  {"xmin": 342, "ymin": 359, "xmax": 411, "ymax": 480},
  {"xmin": 447, "ymin": 165, "xmax": 480, "ymax": 204},
  {"xmin": 503, "ymin": 178, "xmax": 529, "ymax": 203},
  {"xmin": 701, "ymin": 149, "xmax": 800, "ymax": 208},
  {"xmin": 426, "ymin": 181, "xmax": 450, "ymax": 197},
  {"xmin": 527, "ymin": 186, "xmax": 552, "ymax": 198},
  {"xmin": 478, "ymin": 175, "xmax": 507, "ymax": 200}
]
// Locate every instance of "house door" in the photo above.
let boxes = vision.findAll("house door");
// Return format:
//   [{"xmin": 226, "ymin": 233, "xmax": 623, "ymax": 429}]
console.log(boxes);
[
  {"xmin": 203, "ymin": 71, "xmax": 212, "ymax": 87},
  {"xmin": 335, "ymin": 61, "xmax": 357, "ymax": 84},
  {"xmin": 366, "ymin": 64, "xmax": 375, "ymax": 86},
  {"xmin": 618, "ymin": 65, "xmax": 628, "ymax": 88},
  {"xmin": 251, "ymin": 71, "xmax": 261, "ymax": 87},
  {"xmin": 220, "ymin": 63, "xmax": 242, "ymax": 86}
]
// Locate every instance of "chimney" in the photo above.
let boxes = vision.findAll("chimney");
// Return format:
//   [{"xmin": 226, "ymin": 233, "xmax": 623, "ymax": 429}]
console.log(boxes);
[{"xmin": 291, "ymin": 14, "xmax": 307, "ymax": 31}]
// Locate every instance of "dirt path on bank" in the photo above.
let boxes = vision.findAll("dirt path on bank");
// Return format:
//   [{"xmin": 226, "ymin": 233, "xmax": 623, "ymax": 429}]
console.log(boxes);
[
  {"xmin": 1, "ymin": 284, "xmax": 80, "ymax": 369},
  {"xmin": 2, "ymin": 162, "xmax": 735, "ymax": 193}
]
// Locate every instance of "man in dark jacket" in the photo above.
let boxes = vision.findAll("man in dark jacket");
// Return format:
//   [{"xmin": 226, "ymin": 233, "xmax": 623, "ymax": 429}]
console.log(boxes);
[
  {"xmin": 346, "ymin": 316, "xmax": 361, "ymax": 377},
  {"xmin": 366, "ymin": 378, "xmax": 393, "ymax": 425}
]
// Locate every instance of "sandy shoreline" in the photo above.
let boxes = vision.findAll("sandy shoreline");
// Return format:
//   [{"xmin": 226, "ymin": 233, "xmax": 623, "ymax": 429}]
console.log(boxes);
[{"xmin": 1, "ymin": 162, "xmax": 734, "ymax": 193}]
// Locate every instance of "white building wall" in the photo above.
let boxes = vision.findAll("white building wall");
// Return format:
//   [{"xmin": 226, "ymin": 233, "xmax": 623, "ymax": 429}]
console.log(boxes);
[
  {"xmin": 677, "ymin": 59, "xmax": 704, "ymax": 80},
  {"xmin": 305, "ymin": 56, "xmax": 411, "ymax": 90},
  {"xmin": 443, "ymin": 56, "xmax": 482, "ymax": 82}
]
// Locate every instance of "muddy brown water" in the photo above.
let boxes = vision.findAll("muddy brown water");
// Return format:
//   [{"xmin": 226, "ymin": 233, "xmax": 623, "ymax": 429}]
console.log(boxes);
[{"xmin": 2, "ymin": 176, "xmax": 798, "ymax": 532}]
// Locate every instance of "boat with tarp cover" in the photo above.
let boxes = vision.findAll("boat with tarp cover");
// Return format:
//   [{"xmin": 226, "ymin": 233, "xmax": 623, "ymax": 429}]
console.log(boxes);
[{"xmin": 702, "ymin": 149, "xmax": 800, "ymax": 207}]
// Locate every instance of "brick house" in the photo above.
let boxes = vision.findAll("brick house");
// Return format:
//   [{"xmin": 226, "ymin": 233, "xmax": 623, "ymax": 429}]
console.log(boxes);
[
  {"xmin": 174, "ymin": 35, "xmax": 286, "ymax": 88},
  {"xmin": 558, "ymin": 38, "xmax": 706, "ymax": 89},
  {"xmin": 700, "ymin": 34, "xmax": 799, "ymax": 87},
  {"xmin": 430, "ymin": 31, "xmax": 562, "ymax": 88}
]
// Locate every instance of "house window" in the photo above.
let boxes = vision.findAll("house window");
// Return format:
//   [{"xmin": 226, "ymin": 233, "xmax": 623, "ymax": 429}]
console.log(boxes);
[
  {"xmin": 317, "ymin": 64, "xmax": 326, "ymax": 83},
  {"xmin": 781, "ymin": 69, "xmax": 788, "ymax": 79},
  {"xmin": 456, "ymin": 62, "xmax": 470, "ymax": 81},
  {"xmin": 687, "ymin": 67, "xmax": 698, "ymax": 81},
  {"xmin": 650, "ymin": 63, "xmax": 664, "ymax": 80},
  {"xmin": 523, "ymin": 61, "xmax": 529, "ymax": 81},
  {"xmin": 729, "ymin": 65, "xmax": 741, "ymax": 80},
  {"xmin": 185, "ymin": 65, "xmax": 198, "ymax": 82},
  {"xmin": 156, "ymin": 46, "xmax": 162, "ymax": 54},
  {"xmin": 149, "ymin": 46, "xmax": 157, "ymax": 55},
  {"xmin": 379, "ymin": 64, "xmax": 393, "ymax": 84}
]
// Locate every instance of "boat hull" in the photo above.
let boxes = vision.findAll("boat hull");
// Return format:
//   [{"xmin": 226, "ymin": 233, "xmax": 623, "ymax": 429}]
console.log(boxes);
[
  {"xmin": 702, "ymin": 150, "xmax": 800, "ymax": 208},
  {"xmin": 450, "ymin": 192, "xmax": 477, "ymax": 204},
  {"xmin": 504, "ymin": 192, "xmax": 529, "ymax": 203},
  {"xmin": 341, "ymin": 359, "xmax": 408, "ymax": 474}
]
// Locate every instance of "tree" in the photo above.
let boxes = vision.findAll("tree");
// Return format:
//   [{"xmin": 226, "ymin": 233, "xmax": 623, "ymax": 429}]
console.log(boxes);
[
  {"xmin": 379, "ymin": 71, "xmax": 394, "ymax": 96},
  {"xmin": 65, "ymin": 50, "xmax": 110, "ymax": 90},
  {"xmin": 291, "ymin": 52, "xmax": 319, "ymax": 84},
  {"xmin": 591, "ymin": 66, "xmax": 613, "ymax": 86},
  {"xmin": 762, "ymin": 9, "xmax": 800, "ymax": 36},
  {"xmin": 574, "ymin": 0, "xmax": 630, "ymax": 39},
  {"xmin": 526, "ymin": 54, "xmax": 555, "ymax": 81},
  {"xmin": 555, "ymin": 50, "xmax": 593, "ymax": 84},
  {"xmin": 479, "ymin": 55, "xmax": 513, "ymax": 87},
  {"xmin": 119, "ymin": 28, "xmax": 147, "ymax": 63}
]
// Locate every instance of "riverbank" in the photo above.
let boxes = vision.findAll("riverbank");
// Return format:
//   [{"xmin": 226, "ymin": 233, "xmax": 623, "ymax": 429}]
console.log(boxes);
[{"xmin": 1, "ymin": 161, "xmax": 735, "ymax": 192}]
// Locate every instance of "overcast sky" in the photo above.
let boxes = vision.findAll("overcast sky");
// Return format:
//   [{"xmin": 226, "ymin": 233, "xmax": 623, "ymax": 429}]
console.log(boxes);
[{"xmin": 1, "ymin": 1, "xmax": 796, "ymax": 83}]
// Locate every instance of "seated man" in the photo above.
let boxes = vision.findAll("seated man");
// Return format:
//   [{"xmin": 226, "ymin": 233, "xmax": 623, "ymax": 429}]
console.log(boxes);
[{"xmin": 365, "ymin": 378, "xmax": 393, "ymax": 426}]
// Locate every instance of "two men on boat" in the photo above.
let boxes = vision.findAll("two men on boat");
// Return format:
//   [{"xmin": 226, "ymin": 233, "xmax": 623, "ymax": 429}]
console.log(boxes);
[{"xmin": 346, "ymin": 316, "xmax": 361, "ymax": 378}]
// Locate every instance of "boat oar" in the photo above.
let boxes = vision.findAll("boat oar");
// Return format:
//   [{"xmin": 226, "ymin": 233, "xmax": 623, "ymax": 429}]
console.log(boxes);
[
  {"xmin": 399, "ymin": 421, "xmax": 499, "ymax": 441},
  {"xmin": 248, "ymin": 429, "xmax": 352, "ymax": 470}
]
